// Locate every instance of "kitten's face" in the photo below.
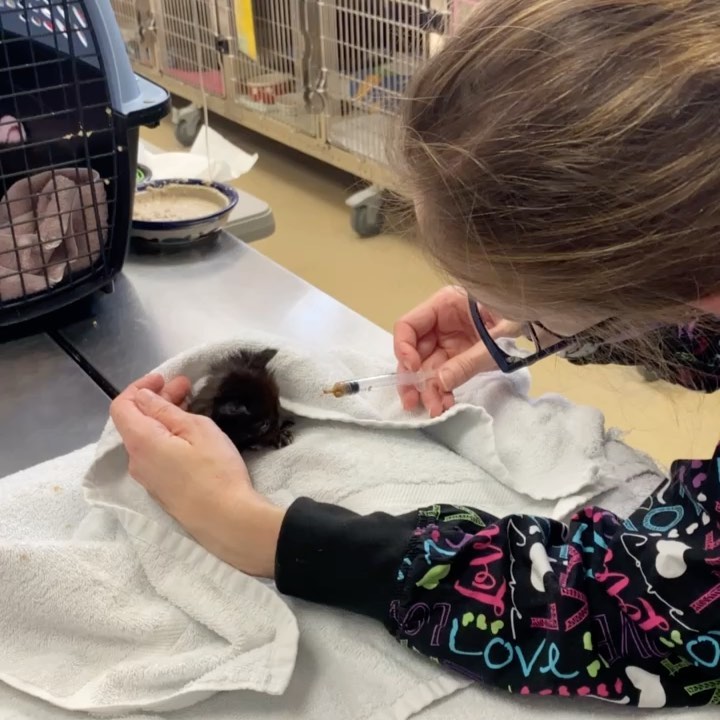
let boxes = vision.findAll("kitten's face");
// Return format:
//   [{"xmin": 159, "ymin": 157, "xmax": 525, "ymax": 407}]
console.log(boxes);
[
  {"xmin": 215, "ymin": 399, "xmax": 279, "ymax": 445},
  {"xmin": 210, "ymin": 373, "xmax": 281, "ymax": 450}
]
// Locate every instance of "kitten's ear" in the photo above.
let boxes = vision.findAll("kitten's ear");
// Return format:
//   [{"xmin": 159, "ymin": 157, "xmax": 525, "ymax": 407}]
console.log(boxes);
[{"xmin": 253, "ymin": 348, "xmax": 278, "ymax": 368}]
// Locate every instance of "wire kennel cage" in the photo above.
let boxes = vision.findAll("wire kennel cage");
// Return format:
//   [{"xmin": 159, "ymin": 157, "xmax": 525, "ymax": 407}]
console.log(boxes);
[
  {"xmin": 0, "ymin": 0, "xmax": 169, "ymax": 328},
  {"xmin": 109, "ymin": 0, "xmax": 456, "ymax": 236},
  {"xmin": 317, "ymin": 0, "xmax": 448, "ymax": 235}
]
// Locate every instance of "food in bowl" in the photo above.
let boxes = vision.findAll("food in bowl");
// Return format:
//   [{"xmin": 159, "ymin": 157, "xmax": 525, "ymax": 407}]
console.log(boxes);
[
  {"xmin": 133, "ymin": 182, "xmax": 229, "ymax": 222},
  {"xmin": 131, "ymin": 179, "xmax": 239, "ymax": 251}
]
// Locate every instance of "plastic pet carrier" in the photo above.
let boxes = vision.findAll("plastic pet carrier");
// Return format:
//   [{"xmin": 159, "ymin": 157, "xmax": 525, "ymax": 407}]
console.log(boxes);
[{"xmin": 0, "ymin": 0, "xmax": 169, "ymax": 327}]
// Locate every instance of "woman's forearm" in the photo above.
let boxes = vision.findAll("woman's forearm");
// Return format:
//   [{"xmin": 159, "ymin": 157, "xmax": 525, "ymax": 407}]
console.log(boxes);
[
  {"xmin": 273, "ymin": 440, "xmax": 720, "ymax": 708},
  {"xmin": 275, "ymin": 497, "xmax": 416, "ymax": 619}
]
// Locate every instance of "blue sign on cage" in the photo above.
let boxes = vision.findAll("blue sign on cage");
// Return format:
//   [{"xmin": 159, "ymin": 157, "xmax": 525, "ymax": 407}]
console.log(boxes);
[{"xmin": 0, "ymin": 0, "xmax": 170, "ymax": 328}]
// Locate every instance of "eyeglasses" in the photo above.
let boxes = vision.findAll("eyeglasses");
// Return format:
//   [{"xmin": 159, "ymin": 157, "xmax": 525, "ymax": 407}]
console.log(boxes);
[{"xmin": 467, "ymin": 297, "xmax": 612, "ymax": 373}]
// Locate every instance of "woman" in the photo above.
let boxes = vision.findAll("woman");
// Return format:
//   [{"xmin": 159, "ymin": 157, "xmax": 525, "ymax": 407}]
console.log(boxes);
[{"xmin": 111, "ymin": 0, "xmax": 720, "ymax": 708}]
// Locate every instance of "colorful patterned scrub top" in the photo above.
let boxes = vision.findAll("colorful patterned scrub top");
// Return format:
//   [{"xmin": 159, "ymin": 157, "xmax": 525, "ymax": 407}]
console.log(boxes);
[{"xmin": 275, "ymin": 321, "xmax": 720, "ymax": 708}]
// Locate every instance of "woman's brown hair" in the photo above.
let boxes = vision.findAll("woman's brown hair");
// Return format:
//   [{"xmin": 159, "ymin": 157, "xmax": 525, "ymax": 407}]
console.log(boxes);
[{"xmin": 397, "ymin": 0, "xmax": 720, "ymax": 325}]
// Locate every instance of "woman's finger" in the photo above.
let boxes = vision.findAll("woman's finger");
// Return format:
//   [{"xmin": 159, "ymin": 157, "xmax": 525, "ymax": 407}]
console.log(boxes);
[
  {"xmin": 418, "ymin": 349, "xmax": 448, "ymax": 417},
  {"xmin": 441, "ymin": 390, "xmax": 456, "ymax": 412},
  {"xmin": 135, "ymin": 389, "xmax": 192, "ymax": 436},
  {"xmin": 110, "ymin": 374, "xmax": 169, "ymax": 443},
  {"xmin": 161, "ymin": 375, "xmax": 192, "ymax": 406},
  {"xmin": 395, "ymin": 292, "xmax": 443, "ymax": 338},
  {"xmin": 394, "ymin": 287, "xmax": 471, "ymax": 369},
  {"xmin": 416, "ymin": 332, "xmax": 438, "ymax": 361},
  {"xmin": 129, "ymin": 373, "xmax": 165, "ymax": 395},
  {"xmin": 395, "ymin": 325, "xmax": 438, "ymax": 375},
  {"xmin": 396, "ymin": 361, "xmax": 420, "ymax": 410},
  {"xmin": 438, "ymin": 343, "xmax": 500, "ymax": 391},
  {"xmin": 393, "ymin": 320, "xmax": 422, "ymax": 372},
  {"xmin": 110, "ymin": 392, "xmax": 171, "ymax": 448},
  {"xmin": 420, "ymin": 379, "xmax": 446, "ymax": 418},
  {"xmin": 393, "ymin": 291, "xmax": 452, "ymax": 370},
  {"xmin": 490, "ymin": 319, "xmax": 524, "ymax": 340}
]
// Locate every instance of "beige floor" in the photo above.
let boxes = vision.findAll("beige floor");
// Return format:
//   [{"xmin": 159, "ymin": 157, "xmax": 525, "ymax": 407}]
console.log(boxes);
[{"xmin": 142, "ymin": 119, "xmax": 719, "ymax": 469}]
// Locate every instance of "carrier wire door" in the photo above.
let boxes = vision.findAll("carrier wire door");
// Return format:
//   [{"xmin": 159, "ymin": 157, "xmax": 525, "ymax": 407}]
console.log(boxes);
[{"xmin": 0, "ymin": 0, "xmax": 169, "ymax": 327}]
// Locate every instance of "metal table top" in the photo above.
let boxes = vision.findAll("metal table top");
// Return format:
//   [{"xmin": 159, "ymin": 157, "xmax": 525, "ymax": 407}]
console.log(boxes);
[
  {"xmin": 57, "ymin": 231, "xmax": 389, "ymax": 392},
  {"xmin": 0, "ymin": 334, "xmax": 110, "ymax": 476}
]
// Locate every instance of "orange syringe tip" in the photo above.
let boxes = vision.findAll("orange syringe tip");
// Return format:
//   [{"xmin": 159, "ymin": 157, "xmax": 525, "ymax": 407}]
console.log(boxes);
[{"xmin": 322, "ymin": 382, "xmax": 348, "ymax": 398}]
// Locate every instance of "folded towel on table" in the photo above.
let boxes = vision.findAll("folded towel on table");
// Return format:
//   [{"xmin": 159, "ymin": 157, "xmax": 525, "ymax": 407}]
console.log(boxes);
[
  {"xmin": 0, "ymin": 333, "xmax": 665, "ymax": 719},
  {"xmin": 0, "ymin": 168, "xmax": 106, "ymax": 301}
]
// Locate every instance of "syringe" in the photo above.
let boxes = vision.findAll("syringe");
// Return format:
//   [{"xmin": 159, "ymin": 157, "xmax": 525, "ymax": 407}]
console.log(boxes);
[{"xmin": 323, "ymin": 369, "xmax": 437, "ymax": 398}]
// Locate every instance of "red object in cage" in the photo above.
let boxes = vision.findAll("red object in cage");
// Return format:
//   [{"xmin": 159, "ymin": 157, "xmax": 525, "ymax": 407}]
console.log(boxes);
[{"xmin": 246, "ymin": 73, "xmax": 294, "ymax": 105}]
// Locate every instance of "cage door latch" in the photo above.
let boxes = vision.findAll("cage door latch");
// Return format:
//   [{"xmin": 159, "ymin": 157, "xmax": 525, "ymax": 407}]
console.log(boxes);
[{"xmin": 214, "ymin": 36, "xmax": 230, "ymax": 55}]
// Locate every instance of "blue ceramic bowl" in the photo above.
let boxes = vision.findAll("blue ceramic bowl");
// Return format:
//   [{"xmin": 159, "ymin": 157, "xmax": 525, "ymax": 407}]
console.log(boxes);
[{"xmin": 131, "ymin": 178, "xmax": 239, "ymax": 250}]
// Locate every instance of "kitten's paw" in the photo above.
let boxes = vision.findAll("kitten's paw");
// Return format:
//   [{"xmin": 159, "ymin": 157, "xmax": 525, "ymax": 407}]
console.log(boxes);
[{"xmin": 276, "ymin": 426, "xmax": 294, "ymax": 448}]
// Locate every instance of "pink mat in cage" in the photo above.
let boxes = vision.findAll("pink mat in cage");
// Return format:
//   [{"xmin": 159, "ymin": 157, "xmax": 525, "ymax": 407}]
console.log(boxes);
[{"xmin": 0, "ymin": 168, "xmax": 107, "ymax": 301}]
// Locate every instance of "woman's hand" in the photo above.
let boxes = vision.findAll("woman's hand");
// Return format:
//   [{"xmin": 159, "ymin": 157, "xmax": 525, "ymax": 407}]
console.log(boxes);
[
  {"xmin": 109, "ymin": 374, "xmax": 284, "ymax": 578},
  {"xmin": 393, "ymin": 286, "xmax": 522, "ymax": 416}
]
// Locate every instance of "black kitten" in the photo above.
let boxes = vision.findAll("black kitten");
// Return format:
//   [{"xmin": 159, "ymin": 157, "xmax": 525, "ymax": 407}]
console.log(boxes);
[{"xmin": 189, "ymin": 348, "xmax": 293, "ymax": 452}]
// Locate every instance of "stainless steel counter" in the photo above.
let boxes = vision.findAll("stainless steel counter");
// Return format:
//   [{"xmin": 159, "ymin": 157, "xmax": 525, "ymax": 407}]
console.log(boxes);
[
  {"xmin": 0, "ymin": 334, "xmax": 110, "ymax": 476},
  {"xmin": 58, "ymin": 231, "xmax": 390, "ymax": 392},
  {"xmin": 2, "ymin": 231, "xmax": 389, "ymax": 475}
]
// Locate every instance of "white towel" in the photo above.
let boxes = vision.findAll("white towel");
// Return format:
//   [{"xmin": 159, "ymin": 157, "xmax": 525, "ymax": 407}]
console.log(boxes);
[
  {"xmin": 0, "ymin": 448, "xmax": 299, "ymax": 716},
  {"xmin": 0, "ymin": 333, "xmax": 664, "ymax": 719},
  {"xmin": 2, "ymin": 658, "xmax": 713, "ymax": 720},
  {"xmin": 0, "ymin": 458, "xmax": 694, "ymax": 720}
]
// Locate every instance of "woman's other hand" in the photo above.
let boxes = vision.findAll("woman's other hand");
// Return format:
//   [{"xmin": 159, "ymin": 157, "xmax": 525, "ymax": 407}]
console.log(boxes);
[
  {"xmin": 110, "ymin": 374, "xmax": 283, "ymax": 577},
  {"xmin": 393, "ymin": 287, "xmax": 521, "ymax": 416}
]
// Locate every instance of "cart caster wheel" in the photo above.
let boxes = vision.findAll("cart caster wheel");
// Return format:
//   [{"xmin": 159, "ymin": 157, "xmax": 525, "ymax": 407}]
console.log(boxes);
[
  {"xmin": 346, "ymin": 185, "xmax": 385, "ymax": 238},
  {"xmin": 351, "ymin": 204, "xmax": 385, "ymax": 238},
  {"xmin": 175, "ymin": 115, "xmax": 201, "ymax": 147}
]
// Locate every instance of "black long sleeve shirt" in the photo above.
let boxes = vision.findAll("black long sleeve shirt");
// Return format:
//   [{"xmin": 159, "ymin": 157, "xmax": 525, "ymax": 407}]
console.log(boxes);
[{"xmin": 275, "ymin": 322, "xmax": 720, "ymax": 708}]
